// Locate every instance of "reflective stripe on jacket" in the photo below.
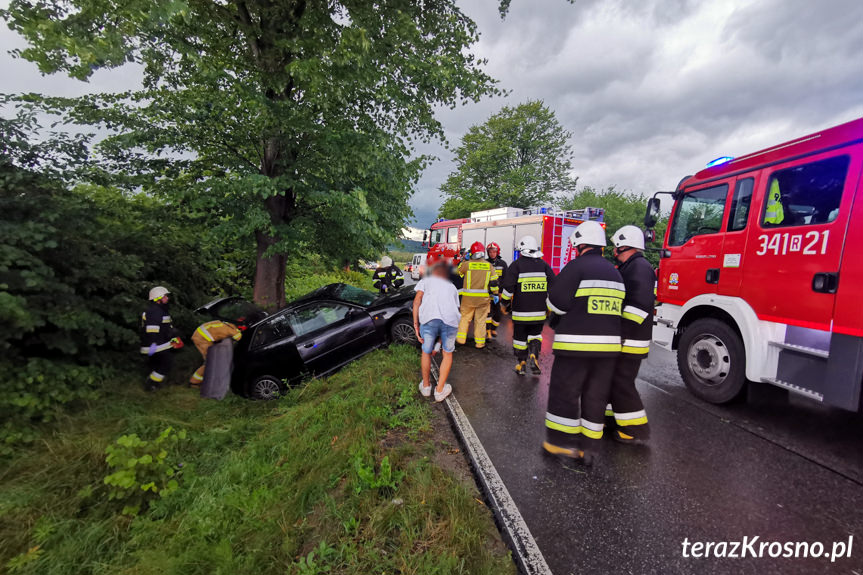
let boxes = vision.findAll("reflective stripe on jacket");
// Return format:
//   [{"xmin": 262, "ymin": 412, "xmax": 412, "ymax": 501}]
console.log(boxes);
[
  {"xmin": 457, "ymin": 259, "xmax": 498, "ymax": 298},
  {"xmin": 546, "ymin": 250, "xmax": 624, "ymax": 357},
  {"xmin": 500, "ymin": 256, "xmax": 555, "ymax": 322},
  {"xmin": 618, "ymin": 252, "xmax": 655, "ymax": 358}
]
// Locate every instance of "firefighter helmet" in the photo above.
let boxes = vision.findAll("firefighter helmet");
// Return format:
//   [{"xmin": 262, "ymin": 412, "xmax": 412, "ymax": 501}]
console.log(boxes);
[
  {"xmin": 380, "ymin": 256, "xmax": 393, "ymax": 267},
  {"xmin": 570, "ymin": 221, "xmax": 607, "ymax": 248},
  {"xmin": 470, "ymin": 241, "xmax": 486, "ymax": 257},
  {"xmin": 611, "ymin": 225, "xmax": 645, "ymax": 250},
  {"xmin": 149, "ymin": 286, "xmax": 170, "ymax": 301},
  {"xmin": 517, "ymin": 235, "xmax": 543, "ymax": 258},
  {"xmin": 486, "ymin": 242, "xmax": 501, "ymax": 256}
]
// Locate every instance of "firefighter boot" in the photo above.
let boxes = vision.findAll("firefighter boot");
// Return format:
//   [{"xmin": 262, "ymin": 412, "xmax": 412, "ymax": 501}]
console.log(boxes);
[
  {"xmin": 613, "ymin": 429, "xmax": 649, "ymax": 446},
  {"xmin": 528, "ymin": 339, "xmax": 542, "ymax": 375},
  {"xmin": 514, "ymin": 360, "xmax": 527, "ymax": 376},
  {"xmin": 541, "ymin": 442, "xmax": 595, "ymax": 466}
]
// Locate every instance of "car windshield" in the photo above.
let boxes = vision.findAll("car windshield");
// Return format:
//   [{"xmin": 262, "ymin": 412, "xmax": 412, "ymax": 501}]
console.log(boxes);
[{"xmin": 331, "ymin": 284, "xmax": 377, "ymax": 306}]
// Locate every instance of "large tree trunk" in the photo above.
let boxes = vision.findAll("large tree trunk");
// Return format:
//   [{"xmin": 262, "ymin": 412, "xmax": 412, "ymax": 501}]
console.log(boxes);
[
  {"xmin": 253, "ymin": 229, "xmax": 287, "ymax": 310},
  {"xmin": 252, "ymin": 138, "xmax": 295, "ymax": 310}
]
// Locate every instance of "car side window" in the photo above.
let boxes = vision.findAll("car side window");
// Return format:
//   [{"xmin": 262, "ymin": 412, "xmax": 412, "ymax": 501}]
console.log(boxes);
[
  {"xmin": 251, "ymin": 313, "xmax": 294, "ymax": 348},
  {"xmin": 669, "ymin": 184, "xmax": 729, "ymax": 246},
  {"xmin": 288, "ymin": 302, "xmax": 352, "ymax": 337},
  {"xmin": 761, "ymin": 155, "xmax": 849, "ymax": 228},
  {"xmin": 727, "ymin": 178, "xmax": 754, "ymax": 232}
]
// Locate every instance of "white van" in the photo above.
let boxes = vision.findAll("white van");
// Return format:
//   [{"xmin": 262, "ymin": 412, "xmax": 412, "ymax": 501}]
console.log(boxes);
[{"xmin": 410, "ymin": 253, "xmax": 425, "ymax": 280}]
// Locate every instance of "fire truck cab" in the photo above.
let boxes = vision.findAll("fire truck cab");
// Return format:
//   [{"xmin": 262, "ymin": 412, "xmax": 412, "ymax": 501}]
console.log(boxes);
[{"xmin": 646, "ymin": 118, "xmax": 863, "ymax": 411}]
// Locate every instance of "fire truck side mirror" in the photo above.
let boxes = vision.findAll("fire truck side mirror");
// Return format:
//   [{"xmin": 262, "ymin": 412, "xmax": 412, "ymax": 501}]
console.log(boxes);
[{"xmin": 644, "ymin": 197, "xmax": 661, "ymax": 228}]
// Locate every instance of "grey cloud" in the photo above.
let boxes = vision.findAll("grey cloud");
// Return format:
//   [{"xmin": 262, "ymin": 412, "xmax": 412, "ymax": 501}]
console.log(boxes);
[{"xmin": 413, "ymin": 0, "xmax": 863, "ymax": 227}]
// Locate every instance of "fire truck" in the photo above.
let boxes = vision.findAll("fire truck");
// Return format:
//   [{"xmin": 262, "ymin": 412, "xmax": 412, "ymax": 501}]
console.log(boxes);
[
  {"xmin": 645, "ymin": 117, "xmax": 863, "ymax": 411},
  {"xmin": 428, "ymin": 206, "xmax": 605, "ymax": 273}
]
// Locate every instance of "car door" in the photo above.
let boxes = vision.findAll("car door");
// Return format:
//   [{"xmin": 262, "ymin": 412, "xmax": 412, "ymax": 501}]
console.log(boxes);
[
  {"xmin": 286, "ymin": 301, "xmax": 378, "ymax": 375},
  {"xmin": 660, "ymin": 180, "xmax": 732, "ymax": 304}
]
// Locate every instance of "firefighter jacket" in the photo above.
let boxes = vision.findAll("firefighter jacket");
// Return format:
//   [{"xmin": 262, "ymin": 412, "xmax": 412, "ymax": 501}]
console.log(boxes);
[
  {"xmin": 487, "ymin": 255, "xmax": 508, "ymax": 283},
  {"xmin": 500, "ymin": 257, "xmax": 555, "ymax": 323},
  {"xmin": 373, "ymin": 265, "xmax": 405, "ymax": 292},
  {"xmin": 457, "ymin": 258, "xmax": 498, "ymax": 299},
  {"xmin": 194, "ymin": 320, "xmax": 242, "ymax": 345},
  {"xmin": 618, "ymin": 252, "xmax": 655, "ymax": 358},
  {"xmin": 546, "ymin": 250, "xmax": 625, "ymax": 357},
  {"xmin": 140, "ymin": 300, "xmax": 178, "ymax": 355}
]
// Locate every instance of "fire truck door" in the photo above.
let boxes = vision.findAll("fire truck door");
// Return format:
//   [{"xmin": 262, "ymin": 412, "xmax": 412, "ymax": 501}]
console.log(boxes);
[
  {"xmin": 716, "ymin": 176, "xmax": 758, "ymax": 295},
  {"xmin": 739, "ymin": 152, "xmax": 860, "ymax": 330},
  {"xmin": 660, "ymin": 180, "xmax": 732, "ymax": 304}
]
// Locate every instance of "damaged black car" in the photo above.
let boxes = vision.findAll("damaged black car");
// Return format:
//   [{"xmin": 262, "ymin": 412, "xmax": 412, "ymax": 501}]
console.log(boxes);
[{"xmin": 197, "ymin": 283, "xmax": 417, "ymax": 399}]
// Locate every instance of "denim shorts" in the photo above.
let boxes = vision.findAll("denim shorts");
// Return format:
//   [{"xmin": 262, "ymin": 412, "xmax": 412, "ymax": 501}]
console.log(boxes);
[{"xmin": 420, "ymin": 319, "xmax": 458, "ymax": 354}]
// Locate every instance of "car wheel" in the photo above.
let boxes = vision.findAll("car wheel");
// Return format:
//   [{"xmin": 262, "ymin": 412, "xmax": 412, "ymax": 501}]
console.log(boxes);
[
  {"xmin": 248, "ymin": 375, "xmax": 286, "ymax": 400},
  {"xmin": 390, "ymin": 316, "xmax": 418, "ymax": 345},
  {"xmin": 677, "ymin": 318, "xmax": 746, "ymax": 404}
]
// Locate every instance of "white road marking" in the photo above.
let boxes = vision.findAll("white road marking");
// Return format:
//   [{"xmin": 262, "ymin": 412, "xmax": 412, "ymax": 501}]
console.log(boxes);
[{"xmin": 431, "ymin": 359, "xmax": 553, "ymax": 575}]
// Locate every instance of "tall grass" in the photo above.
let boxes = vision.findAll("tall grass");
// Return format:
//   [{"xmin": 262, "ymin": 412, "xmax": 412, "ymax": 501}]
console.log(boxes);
[{"xmin": 0, "ymin": 346, "xmax": 514, "ymax": 575}]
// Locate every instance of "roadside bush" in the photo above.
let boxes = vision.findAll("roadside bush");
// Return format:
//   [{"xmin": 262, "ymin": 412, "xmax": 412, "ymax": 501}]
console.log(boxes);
[
  {"xmin": 0, "ymin": 162, "xmax": 220, "ymax": 449},
  {"xmin": 103, "ymin": 427, "xmax": 187, "ymax": 516}
]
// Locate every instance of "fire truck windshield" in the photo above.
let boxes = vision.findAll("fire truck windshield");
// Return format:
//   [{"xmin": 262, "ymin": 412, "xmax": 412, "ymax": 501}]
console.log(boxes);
[{"xmin": 429, "ymin": 229, "xmax": 444, "ymax": 246}]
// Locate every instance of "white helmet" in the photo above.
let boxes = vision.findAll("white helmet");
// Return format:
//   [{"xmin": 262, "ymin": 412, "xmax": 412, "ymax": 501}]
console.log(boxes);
[
  {"xmin": 611, "ymin": 225, "xmax": 645, "ymax": 250},
  {"xmin": 380, "ymin": 256, "xmax": 393, "ymax": 267},
  {"xmin": 149, "ymin": 286, "xmax": 170, "ymax": 301},
  {"xmin": 518, "ymin": 235, "xmax": 543, "ymax": 258},
  {"xmin": 569, "ymin": 221, "xmax": 607, "ymax": 248}
]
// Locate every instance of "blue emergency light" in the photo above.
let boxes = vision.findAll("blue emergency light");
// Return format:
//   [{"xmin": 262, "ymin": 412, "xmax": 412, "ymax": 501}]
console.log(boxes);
[{"xmin": 705, "ymin": 156, "xmax": 734, "ymax": 168}]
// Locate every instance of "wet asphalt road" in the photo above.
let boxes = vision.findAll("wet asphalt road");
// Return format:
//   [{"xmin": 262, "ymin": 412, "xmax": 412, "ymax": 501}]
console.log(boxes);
[{"xmin": 446, "ymin": 317, "xmax": 863, "ymax": 575}]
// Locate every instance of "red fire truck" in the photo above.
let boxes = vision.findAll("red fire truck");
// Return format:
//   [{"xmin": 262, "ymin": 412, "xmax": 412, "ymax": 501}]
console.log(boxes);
[
  {"xmin": 428, "ymin": 207, "xmax": 605, "ymax": 273},
  {"xmin": 645, "ymin": 117, "xmax": 863, "ymax": 411}
]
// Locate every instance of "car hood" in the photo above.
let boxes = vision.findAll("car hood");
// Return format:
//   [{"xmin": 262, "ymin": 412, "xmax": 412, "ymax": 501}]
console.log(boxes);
[{"xmin": 369, "ymin": 285, "xmax": 415, "ymax": 308}]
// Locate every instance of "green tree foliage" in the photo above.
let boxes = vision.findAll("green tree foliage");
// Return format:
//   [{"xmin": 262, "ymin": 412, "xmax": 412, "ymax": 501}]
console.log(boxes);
[
  {"xmin": 439, "ymin": 100, "xmax": 578, "ymax": 218},
  {"xmin": 2, "ymin": 0, "xmax": 509, "ymax": 310},
  {"xmin": 558, "ymin": 186, "xmax": 668, "ymax": 266},
  {"xmin": 0, "ymin": 117, "xmax": 225, "ymax": 448}
]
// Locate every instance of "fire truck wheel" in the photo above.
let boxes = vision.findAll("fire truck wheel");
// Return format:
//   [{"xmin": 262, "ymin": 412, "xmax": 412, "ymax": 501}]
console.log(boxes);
[{"xmin": 677, "ymin": 318, "xmax": 746, "ymax": 404}]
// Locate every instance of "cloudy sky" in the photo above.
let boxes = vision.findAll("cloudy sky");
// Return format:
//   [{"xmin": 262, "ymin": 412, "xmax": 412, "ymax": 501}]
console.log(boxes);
[{"xmin": 3, "ymin": 0, "xmax": 863, "ymax": 228}]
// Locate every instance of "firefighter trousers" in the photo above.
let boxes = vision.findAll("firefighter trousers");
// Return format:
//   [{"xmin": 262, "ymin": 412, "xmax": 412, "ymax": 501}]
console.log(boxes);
[
  {"xmin": 545, "ymin": 355, "xmax": 617, "ymax": 452},
  {"xmin": 457, "ymin": 297, "xmax": 490, "ymax": 347},
  {"xmin": 486, "ymin": 300, "xmax": 502, "ymax": 332},
  {"xmin": 513, "ymin": 322, "xmax": 544, "ymax": 361},
  {"xmin": 190, "ymin": 332, "xmax": 213, "ymax": 385},
  {"xmin": 147, "ymin": 351, "xmax": 174, "ymax": 390},
  {"xmin": 608, "ymin": 355, "xmax": 650, "ymax": 439}
]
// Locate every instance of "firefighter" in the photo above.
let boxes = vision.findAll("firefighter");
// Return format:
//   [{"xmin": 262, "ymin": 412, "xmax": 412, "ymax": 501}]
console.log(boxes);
[
  {"xmin": 544, "ymin": 221, "xmax": 624, "ymax": 464},
  {"xmin": 500, "ymin": 235, "xmax": 555, "ymax": 375},
  {"xmin": 373, "ymin": 256, "xmax": 405, "ymax": 293},
  {"xmin": 456, "ymin": 241, "xmax": 498, "ymax": 348},
  {"xmin": 485, "ymin": 242, "xmax": 508, "ymax": 338},
  {"xmin": 140, "ymin": 286, "xmax": 182, "ymax": 391},
  {"xmin": 763, "ymin": 178, "xmax": 785, "ymax": 225},
  {"xmin": 189, "ymin": 320, "xmax": 243, "ymax": 387},
  {"xmin": 604, "ymin": 225, "xmax": 654, "ymax": 443}
]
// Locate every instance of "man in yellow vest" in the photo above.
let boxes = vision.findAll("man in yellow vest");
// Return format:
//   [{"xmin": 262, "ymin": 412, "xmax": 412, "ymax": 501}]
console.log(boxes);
[
  {"xmin": 764, "ymin": 179, "xmax": 785, "ymax": 225},
  {"xmin": 456, "ymin": 241, "xmax": 498, "ymax": 348},
  {"xmin": 189, "ymin": 320, "xmax": 243, "ymax": 387}
]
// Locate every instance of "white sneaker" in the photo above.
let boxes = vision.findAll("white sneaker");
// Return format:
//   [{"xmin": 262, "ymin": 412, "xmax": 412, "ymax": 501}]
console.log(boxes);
[
  {"xmin": 419, "ymin": 380, "xmax": 432, "ymax": 397},
  {"xmin": 434, "ymin": 384, "xmax": 452, "ymax": 403}
]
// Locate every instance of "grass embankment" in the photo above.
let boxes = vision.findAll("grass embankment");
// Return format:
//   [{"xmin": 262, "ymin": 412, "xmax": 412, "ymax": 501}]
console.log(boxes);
[{"xmin": 0, "ymin": 346, "xmax": 514, "ymax": 575}]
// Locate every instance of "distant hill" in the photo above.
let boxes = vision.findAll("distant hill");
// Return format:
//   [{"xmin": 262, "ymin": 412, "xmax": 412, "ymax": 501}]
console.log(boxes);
[{"xmin": 389, "ymin": 239, "xmax": 426, "ymax": 253}]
